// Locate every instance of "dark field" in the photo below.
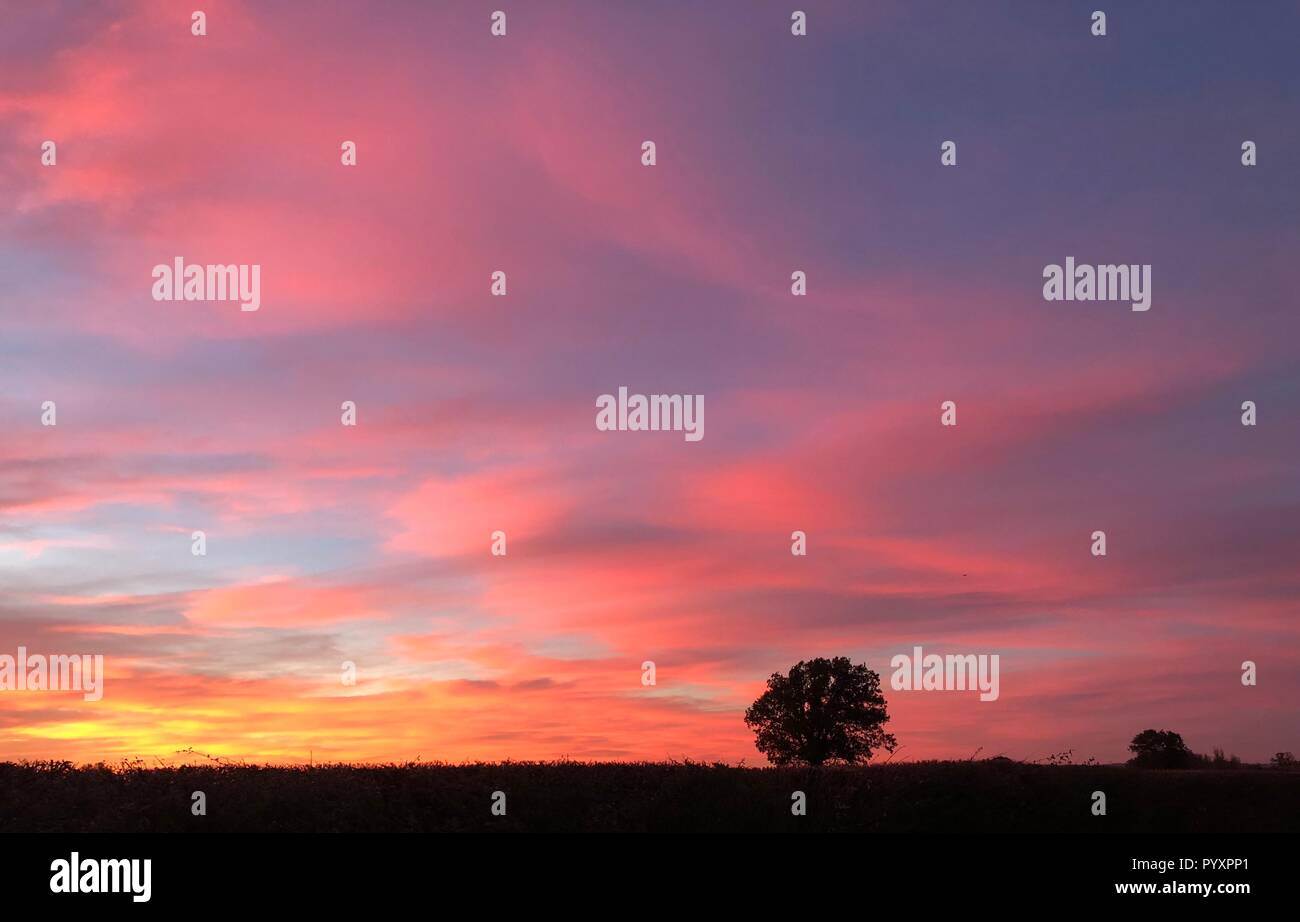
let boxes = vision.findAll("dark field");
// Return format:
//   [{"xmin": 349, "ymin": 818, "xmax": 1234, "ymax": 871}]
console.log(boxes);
[{"xmin": 4, "ymin": 759, "xmax": 1298, "ymax": 833}]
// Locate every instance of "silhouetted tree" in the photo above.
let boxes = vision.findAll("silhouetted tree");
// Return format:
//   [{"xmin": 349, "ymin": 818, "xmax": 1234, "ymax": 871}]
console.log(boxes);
[
  {"xmin": 744, "ymin": 657, "xmax": 897, "ymax": 766},
  {"xmin": 1210, "ymin": 747, "xmax": 1242, "ymax": 768},
  {"xmin": 1128, "ymin": 729, "xmax": 1195, "ymax": 768}
]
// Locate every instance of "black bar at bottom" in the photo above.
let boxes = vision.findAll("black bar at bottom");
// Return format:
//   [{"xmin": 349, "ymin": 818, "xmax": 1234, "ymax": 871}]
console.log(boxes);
[{"xmin": 0, "ymin": 832, "xmax": 1284, "ymax": 908}]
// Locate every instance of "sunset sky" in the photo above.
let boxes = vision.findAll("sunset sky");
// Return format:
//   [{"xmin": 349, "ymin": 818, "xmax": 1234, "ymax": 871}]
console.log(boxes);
[{"xmin": 2, "ymin": 0, "xmax": 1297, "ymax": 766}]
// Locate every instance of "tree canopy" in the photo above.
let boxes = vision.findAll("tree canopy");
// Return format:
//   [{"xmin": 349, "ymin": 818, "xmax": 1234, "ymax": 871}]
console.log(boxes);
[{"xmin": 744, "ymin": 657, "xmax": 898, "ymax": 766}]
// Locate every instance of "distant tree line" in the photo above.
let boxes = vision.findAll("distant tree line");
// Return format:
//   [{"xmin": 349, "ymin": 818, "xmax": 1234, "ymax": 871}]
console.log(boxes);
[
  {"xmin": 1128, "ymin": 729, "xmax": 1296, "ymax": 771},
  {"xmin": 742, "ymin": 657, "xmax": 1297, "ymax": 770}
]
